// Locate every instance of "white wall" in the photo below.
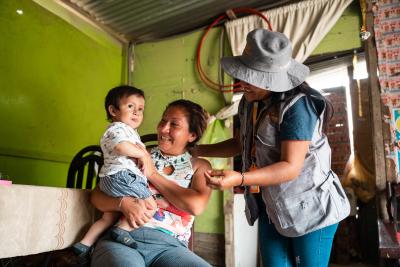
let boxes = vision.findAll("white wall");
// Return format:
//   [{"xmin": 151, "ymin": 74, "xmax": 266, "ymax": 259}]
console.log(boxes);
[{"xmin": 234, "ymin": 194, "xmax": 259, "ymax": 267}]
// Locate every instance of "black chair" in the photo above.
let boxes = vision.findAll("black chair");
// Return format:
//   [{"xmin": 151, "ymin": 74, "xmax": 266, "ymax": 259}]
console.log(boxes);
[
  {"xmin": 141, "ymin": 133, "xmax": 158, "ymax": 149},
  {"xmin": 65, "ymin": 135, "xmax": 155, "ymax": 189},
  {"xmin": 67, "ymin": 145, "xmax": 103, "ymax": 189}
]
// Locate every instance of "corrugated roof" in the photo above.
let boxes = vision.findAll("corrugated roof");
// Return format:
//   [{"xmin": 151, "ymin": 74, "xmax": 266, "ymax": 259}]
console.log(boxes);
[{"xmin": 60, "ymin": 0, "xmax": 297, "ymax": 44}]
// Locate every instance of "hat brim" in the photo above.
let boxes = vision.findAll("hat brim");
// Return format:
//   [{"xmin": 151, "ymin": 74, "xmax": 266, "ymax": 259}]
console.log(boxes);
[{"xmin": 221, "ymin": 56, "xmax": 310, "ymax": 92}]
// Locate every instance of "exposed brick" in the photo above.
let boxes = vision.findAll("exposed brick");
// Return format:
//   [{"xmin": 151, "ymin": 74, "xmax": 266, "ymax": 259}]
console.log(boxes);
[{"xmin": 324, "ymin": 87, "xmax": 351, "ymax": 178}]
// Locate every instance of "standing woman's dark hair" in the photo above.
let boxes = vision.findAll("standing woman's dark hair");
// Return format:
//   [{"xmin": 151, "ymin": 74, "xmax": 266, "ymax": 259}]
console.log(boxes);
[
  {"xmin": 165, "ymin": 100, "xmax": 208, "ymax": 147},
  {"xmin": 270, "ymin": 82, "xmax": 334, "ymax": 132}
]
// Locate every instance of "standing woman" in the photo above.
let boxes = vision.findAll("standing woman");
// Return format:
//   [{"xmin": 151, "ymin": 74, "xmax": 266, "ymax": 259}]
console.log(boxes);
[{"xmin": 197, "ymin": 29, "xmax": 350, "ymax": 267}]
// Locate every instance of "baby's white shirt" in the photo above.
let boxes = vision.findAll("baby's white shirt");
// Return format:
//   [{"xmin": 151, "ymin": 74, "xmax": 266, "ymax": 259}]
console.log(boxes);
[{"xmin": 99, "ymin": 122, "xmax": 145, "ymax": 178}]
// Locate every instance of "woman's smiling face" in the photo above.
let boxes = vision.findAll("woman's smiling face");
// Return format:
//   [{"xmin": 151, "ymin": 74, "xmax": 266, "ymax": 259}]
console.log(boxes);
[{"xmin": 157, "ymin": 106, "xmax": 196, "ymax": 156}]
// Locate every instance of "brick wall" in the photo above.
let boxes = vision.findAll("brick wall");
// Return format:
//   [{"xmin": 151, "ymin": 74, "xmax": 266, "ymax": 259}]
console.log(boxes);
[{"xmin": 324, "ymin": 87, "xmax": 352, "ymax": 178}]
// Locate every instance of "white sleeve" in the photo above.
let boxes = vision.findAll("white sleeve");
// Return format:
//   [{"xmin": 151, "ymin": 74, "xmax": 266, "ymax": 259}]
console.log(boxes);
[{"xmin": 103, "ymin": 123, "xmax": 135, "ymax": 150}]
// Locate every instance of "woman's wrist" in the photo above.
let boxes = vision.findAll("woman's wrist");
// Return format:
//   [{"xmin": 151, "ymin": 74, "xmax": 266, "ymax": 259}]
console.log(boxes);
[
  {"xmin": 239, "ymin": 171, "xmax": 245, "ymax": 186},
  {"xmin": 118, "ymin": 196, "xmax": 140, "ymax": 214},
  {"xmin": 118, "ymin": 196, "xmax": 125, "ymax": 211},
  {"xmin": 148, "ymin": 169, "xmax": 159, "ymax": 181}
]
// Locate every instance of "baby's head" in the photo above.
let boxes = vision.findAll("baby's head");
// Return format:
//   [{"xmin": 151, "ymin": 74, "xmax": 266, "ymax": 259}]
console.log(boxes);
[{"xmin": 105, "ymin": 85, "xmax": 145, "ymax": 129}]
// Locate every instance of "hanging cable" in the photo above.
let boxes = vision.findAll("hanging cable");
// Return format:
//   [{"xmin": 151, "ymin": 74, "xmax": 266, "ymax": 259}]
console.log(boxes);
[
  {"xmin": 359, "ymin": 0, "xmax": 371, "ymax": 41},
  {"xmin": 196, "ymin": 7, "xmax": 273, "ymax": 93}
]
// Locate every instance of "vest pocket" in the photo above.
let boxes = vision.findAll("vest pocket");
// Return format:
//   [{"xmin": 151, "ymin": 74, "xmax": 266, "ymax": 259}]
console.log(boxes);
[
  {"xmin": 330, "ymin": 173, "xmax": 351, "ymax": 217},
  {"xmin": 275, "ymin": 191, "xmax": 325, "ymax": 229},
  {"xmin": 256, "ymin": 118, "xmax": 278, "ymax": 147}
]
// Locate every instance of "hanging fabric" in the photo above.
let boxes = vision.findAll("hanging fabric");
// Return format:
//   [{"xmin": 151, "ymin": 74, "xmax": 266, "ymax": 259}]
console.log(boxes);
[{"xmin": 224, "ymin": 0, "xmax": 353, "ymax": 62}]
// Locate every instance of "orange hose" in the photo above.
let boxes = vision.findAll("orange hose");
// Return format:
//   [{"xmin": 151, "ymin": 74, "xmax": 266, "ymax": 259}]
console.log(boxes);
[{"xmin": 196, "ymin": 7, "xmax": 272, "ymax": 93}]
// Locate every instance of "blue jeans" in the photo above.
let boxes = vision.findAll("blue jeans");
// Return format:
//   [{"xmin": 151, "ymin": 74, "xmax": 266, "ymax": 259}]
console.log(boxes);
[
  {"xmin": 91, "ymin": 227, "xmax": 211, "ymax": 267},
  {"xmin": 258, "ymin": 203, "xmax": 338, "ymax": 267}
]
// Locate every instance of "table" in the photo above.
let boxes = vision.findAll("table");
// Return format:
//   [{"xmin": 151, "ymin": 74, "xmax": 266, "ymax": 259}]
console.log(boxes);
[{"xmin": 0, "ymin": 184, "xmax": 95, "ymax": 258}]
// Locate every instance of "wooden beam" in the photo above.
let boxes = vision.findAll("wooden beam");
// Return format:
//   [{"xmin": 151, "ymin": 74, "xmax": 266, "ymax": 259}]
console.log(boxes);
[
  {"xmin": 224, "ymin": 190, "xmax": 235, "ymax": 267},
  {"xmin": 194, "ymin": 232, "xmax": 225, "ymax": 266},
  {"xmin": 365, "ymin": 0, "xmax": 386, "ymax": 191}
]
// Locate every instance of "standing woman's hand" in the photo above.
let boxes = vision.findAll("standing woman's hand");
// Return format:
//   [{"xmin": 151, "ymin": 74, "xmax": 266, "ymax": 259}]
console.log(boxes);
[{"xmin": 205, "ymin": 169, "xmax": 242, "ymax": 190}]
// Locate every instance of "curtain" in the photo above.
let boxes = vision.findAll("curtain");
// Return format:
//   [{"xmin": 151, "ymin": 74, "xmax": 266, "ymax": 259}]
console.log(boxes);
[{"xmin": 224, "ymin": 0, "xmax": 353, "ymax": 62}]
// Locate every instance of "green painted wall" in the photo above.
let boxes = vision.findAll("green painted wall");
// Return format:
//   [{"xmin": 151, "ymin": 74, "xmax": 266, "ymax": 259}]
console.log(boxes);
[
  {"xmin": 0, "ymin": 0, "xmax": 123, "ymax": 187},
  {"xmin": 133, "ymin": 31, "xmax": 227, "ymax": 134},
  {"xmin": 312, "ymin": 0, "xmax": 362, "ymax": 55}
]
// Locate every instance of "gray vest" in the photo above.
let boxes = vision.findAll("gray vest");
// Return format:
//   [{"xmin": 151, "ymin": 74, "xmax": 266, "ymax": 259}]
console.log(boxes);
[{"xmin": 239, "ymin": 93, "xmax": 350, "ymax": 237}]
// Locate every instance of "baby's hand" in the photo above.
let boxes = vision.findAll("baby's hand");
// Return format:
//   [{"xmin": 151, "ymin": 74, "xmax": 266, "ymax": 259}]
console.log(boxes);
[
  {"xmin": 134, "ymin": 147, "xmax": 154, "ymax": 178},
  {"xmin": 128, "ymin": 144, "xmax": 150, "ymax": 171},
  {"xmin": 137, "ymin": 157, "xmax": 146, "ymax": 174},
  {"xmin": 140, "ymin": 154, "xmax": 155, "ymax": 178}
]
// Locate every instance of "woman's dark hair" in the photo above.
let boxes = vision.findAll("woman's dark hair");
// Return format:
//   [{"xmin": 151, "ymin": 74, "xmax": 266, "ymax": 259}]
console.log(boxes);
[
  {"xmin": 165, "ymin": 99, "xmax": 208, "ymax": 147},
  {"xmin": 270, "ymin": 82, "xmax": 333, "ymax": 132},
  {"xmin": 105, "ymin": 85, "xmax": 145, "ymax": 121}
]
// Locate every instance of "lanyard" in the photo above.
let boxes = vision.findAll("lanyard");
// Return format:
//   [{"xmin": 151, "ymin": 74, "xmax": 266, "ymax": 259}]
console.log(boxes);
[
  {"xmin": 251, "ymin": 102, "xmax": 258, "ymax": 160},
  {"xmin": 249, "ymin": 102, "xmax": 260, "ymax": 193}
]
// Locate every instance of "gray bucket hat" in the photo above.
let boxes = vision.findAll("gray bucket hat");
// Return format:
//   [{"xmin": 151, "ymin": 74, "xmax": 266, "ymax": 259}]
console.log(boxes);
[{"xmin": 221, "ymin": 29, "xmax": 310, "ymax": 92}]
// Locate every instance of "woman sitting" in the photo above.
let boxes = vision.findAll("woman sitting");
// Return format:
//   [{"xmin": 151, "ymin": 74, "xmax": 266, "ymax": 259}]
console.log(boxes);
[{"xmin": 90, "ymin": 99, "xmax": 212, "ymax": 267}]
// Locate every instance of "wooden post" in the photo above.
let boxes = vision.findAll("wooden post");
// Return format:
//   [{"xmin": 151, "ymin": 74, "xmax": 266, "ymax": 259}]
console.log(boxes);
[{"xmin": 365, "ymin": 0, "xmax": 386, "ymax": 192}]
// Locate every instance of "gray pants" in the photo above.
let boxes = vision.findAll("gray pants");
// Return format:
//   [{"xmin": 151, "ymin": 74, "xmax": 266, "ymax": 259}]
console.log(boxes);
[{"xmin": 91, "ymin": 227, "xmax": 211, "ymax": 267}]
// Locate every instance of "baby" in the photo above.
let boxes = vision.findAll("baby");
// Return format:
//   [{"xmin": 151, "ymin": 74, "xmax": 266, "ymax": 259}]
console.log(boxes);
[{"xmin": 72, "ymin": 85, "xmax": 155, "ymax": 257}]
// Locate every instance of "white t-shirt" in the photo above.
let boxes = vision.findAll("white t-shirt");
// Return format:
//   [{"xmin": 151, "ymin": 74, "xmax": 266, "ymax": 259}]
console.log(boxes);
[{"xmin": 99, "ymin": 122, "xmax": 145, "ymax": 178}]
